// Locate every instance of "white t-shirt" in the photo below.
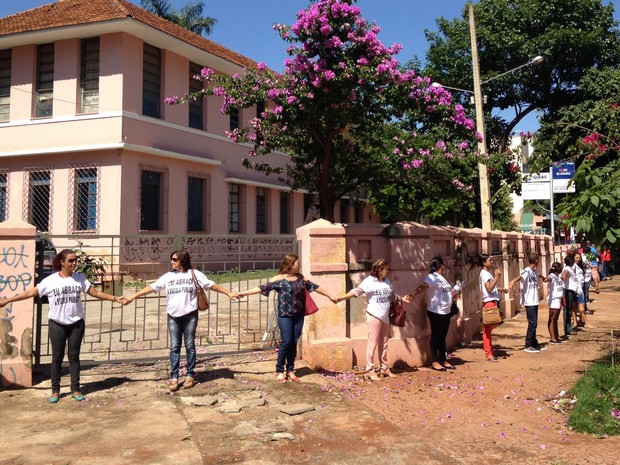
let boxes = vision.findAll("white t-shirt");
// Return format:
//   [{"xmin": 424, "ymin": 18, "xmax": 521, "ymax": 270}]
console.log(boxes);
[
  {"xmin": 151, "ymin": 269, "xmax": 215, "ymax": 317},
  {"xmin": 519, "ymin": 267, "xmax": 539, "ymax": 306},
  {"xmin": 424, "ymin": 272, "xmax": 452, "ymax": 314},
  {"xmin": 563, "ymin": 265, "xmax": 580, "ymax": 293},
  {"xmin": 351, "ymin": 275, "xmax": 393, "ymax": 324},
  {"xmin": 480, "ymin": 269, "xmax": 499, "ymax": 302},
  {"xmin": 547, "ymin": 273, "xmax": 564, "ymax": 309},
  {"xmin": 575, "ymin": 265, "xmax": 585, "ymax": 286},
  {"xmin": 37, "ymin": 272, "xmax": 91, "ymax": 325}
]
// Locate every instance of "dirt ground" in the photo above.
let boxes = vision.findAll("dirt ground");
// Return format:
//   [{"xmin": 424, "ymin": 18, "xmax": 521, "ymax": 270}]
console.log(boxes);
[{"xmin": 1, "ymin": 279, "xmax": 619, "ymax": 465}]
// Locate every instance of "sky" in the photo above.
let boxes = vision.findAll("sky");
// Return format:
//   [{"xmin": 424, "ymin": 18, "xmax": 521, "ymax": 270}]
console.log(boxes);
[{"xmin": 2, "ymin": 0, "xmax": 620, "ymax": 133}]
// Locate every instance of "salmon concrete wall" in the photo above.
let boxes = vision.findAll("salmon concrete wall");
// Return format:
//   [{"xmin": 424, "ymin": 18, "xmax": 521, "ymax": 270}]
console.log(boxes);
[
  {"xmin": 297, "ymin": 220, "xmax": 555, "ymax": 371},
  {"xmin": 0, "ymin": 219, "xmax": 36, "ymax": 388}
]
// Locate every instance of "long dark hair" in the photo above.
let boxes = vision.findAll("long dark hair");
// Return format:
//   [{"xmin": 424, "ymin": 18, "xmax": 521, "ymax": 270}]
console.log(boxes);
[
  {"xmin": 171, "ymin": 249, "xmax": 192, "ymax": 272},
  {"xmin": 477, "ymin": 254, "xmax": 490, "ymax": 268},
  {"xmin": 52, "ymin": 249, "xmax": 76, "ymax": 271},
  {"xmin": 564, "ymin": 255, "xmax": 575, "ymax": 267},
  {"xmin": 429, "ymin": 256, "xmax": 444, "ymax": 274},
  {"xmin": 549, "ymin": 262, "xmax": 562, "ymax": 275}
]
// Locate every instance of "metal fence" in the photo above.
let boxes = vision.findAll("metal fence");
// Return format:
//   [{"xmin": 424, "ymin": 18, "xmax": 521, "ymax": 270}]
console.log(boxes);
[{"xmin": 33, "ymin": 233, "xmax": 295, "ymax": 365}]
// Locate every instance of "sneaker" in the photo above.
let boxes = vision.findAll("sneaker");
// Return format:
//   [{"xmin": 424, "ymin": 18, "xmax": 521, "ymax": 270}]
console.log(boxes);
[
  {"xmin": 169, "ymin": 378, "xmax": 180, "ymax": 392},
  {"xmin": 536, "ymin": 345, "xmax": 548, "ymax": 351},
  {"xmin": 524, "ymin": 346, "xmax": 540, "ymax": 353}
]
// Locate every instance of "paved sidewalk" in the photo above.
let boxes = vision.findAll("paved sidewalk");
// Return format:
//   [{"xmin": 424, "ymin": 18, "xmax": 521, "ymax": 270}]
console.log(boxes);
[{"xmin": 1, "ymin": 279, "xmax": 619, "ymax": 465}]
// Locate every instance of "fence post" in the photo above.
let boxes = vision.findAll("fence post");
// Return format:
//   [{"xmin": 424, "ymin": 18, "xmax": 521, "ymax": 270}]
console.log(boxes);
[{"xmin": 0, "ymin": 219, "xmax": 37, "ymax": 388}]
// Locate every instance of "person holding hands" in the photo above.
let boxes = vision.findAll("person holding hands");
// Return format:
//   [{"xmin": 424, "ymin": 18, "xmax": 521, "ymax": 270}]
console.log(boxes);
[
  {"xmin": 237, "ymin": 254, "xmax": 336, "ymax": 383},
  {"xmin": 408, "ymin": 256, "xmax": 458, "ymax": 371},
  {"xmin": 124, "ymin": 250, "xmax": 236, "ymax": 391},
  {"xmin": 478, "ymin": 254, "xmax": 509, "ymax": 362},
  {"xmin": 337, "ymin": 259, "xmax": 412, "ymax": 380},
  {"xmin": 509, "ymin": 252, "xmax": 547, "ymax": 353},
  {"xmin": 0, "ymin": 249, "xmax": 125, "ymax": 403}
]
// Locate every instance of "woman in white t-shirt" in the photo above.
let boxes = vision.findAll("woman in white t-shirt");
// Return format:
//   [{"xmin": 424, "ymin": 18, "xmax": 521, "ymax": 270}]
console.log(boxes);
[
  {"xmin": 409, "ymin": 256, "xmax": 459, "ymax": 371},
  {"xmin": 561, "ymin": 254, "xmax": 580, "ymax": 338},
  {"xmin": 544, "ymin": 262, "xmax": 564, "ymax": 344},
  {"xmin": 337, "ymin": 259, "xmax": 412, "ymax": 381},
  {"xmin": 125, "ymin": 250, "xmax": 235, "ymax": 392},
  {"xmin": 478, "ymin": 254, "xmax": 509, "ymax": 362},
  {"xmin": 573, "ymin": 253, "xmax": 593, "ymax": 328},
  {"xmin": 0, "ymin": 248, "xmax": 122, "ymax": 403}
]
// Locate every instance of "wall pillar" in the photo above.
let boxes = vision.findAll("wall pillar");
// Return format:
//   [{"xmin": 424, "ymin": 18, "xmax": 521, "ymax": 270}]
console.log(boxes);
[{"xmin": 0, "ymin": 219, "xmax": 37, "ymax": 388}]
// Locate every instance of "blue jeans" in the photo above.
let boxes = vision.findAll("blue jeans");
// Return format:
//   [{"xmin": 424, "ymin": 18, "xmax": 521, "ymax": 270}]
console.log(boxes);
[
  {"xmin": 168, "ymin": 310, "xmax": 198, "ymax": 379},
  {"xmin": 277, "ymin": 314, "xmax": 304, "ymax": 373},
  {"xmin": 524, "ymin": 305, "xmax": 539, "ymax": 348}
]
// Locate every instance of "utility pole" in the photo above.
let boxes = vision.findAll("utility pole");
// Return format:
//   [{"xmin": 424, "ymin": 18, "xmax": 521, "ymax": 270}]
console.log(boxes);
[{"xmin": 469, "ymin": 2, "xmax": 492, "ymax": 231}]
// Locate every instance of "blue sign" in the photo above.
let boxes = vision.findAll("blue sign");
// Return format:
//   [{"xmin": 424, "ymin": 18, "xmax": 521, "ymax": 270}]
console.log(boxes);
[{"xmin": 552, "ymin": 162, "xmax": 575, "ymax": 179}]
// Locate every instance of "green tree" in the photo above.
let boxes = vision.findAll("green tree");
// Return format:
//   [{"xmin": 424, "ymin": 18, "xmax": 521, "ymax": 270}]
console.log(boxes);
[
  {"xmin": 423, "ymin": 0, "xmax": 620, "ymax": 229},
  {"xmin": 531, "ymin": 67, "xmax": 620, "ymax": 245},
  {"xmin": 141, "ymin": 0, "xmax": 216, "ymax": 35},
  {"xmin": 167, "ymin": 0, "xmax": 479, "ymax": 222}
]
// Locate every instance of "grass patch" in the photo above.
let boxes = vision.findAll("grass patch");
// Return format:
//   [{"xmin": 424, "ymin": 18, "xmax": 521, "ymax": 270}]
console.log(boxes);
[
  {"xmin": 208, "ymin": 268, "xmax": 278, "ymax": 285},
  {"xmin": 568, "ymin": 352, "xmax": 620, "ymax": 436}
]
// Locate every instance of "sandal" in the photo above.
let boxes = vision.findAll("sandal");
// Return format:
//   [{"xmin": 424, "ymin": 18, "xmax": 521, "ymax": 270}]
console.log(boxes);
[
  {"xmin": 183, "ymin": 376, "xmax": 195, "ymax": 389},
  {"xmin": 380, "ymin": 369, "xmax": 397, "ymax": 378},
  {"xmin": 169, "ymin": 379, "xmax": 180, "ymax": 392},
  {"xmin": 286, "ymin": 372, "xmax": 299, "ymax": 382},
  {"xmin": 275, "ymin": 372, "xmax": 287, "ymax": 383},
  {"xmin": 431, "ymin": 363, "xmax": 446, "ymax": 372},
  {"xmin": 363, "ymin": 372, "xmax": 381, "ymax": 381}
]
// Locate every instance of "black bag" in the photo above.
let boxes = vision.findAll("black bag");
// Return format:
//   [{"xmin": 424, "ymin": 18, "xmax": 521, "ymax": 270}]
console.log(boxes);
[{"xmin": 449, "ymin": 301, "xmax": 459, "ymax": 317}]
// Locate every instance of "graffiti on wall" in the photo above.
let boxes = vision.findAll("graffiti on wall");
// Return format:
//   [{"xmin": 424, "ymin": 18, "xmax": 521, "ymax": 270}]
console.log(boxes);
[
  {"xmin": 0, "ymin": 243, "xmax": 33, "ymax": 386},
  {"xmin": 121, "ymin": 235, "xmax": 295, "ymax": 263}
]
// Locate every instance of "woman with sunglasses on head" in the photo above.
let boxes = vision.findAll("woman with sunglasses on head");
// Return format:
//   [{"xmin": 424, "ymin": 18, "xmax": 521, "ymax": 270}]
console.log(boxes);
[
  {"xmin": 337, "ymin": 258, "xmax": 412, "ymax": 380},
  {"xmin": 0, "ymin": 249, "xmax": 124, "ymax": 403},
  {"xmin": 408, "ymin": 256, "xmax": 459, "ymax": 371},
  {"xmin": 124, "ymin": 250, "xmax": 236, "ymax": 392}
]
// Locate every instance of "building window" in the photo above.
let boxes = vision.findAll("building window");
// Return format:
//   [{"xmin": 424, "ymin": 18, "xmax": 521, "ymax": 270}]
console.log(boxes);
[
  {"xmin": 354, "ymin": 201, "xmax": 364, "ymax": 223},
  {"xmin": 187, "ymin": 176, "xmax": 205, "ymax": 232},
  {"xmin": 228, "ymin": 183, "xmax": 246, "ymax": 233},
  {"xmin": 189, "ymin": 62, "xmax": 203, "ymax": 129},
  {"xmin": 340, "ymin": 199, "xmax": 350, "ymax": 223},
  {"xmin": 256, "ymin": 187, "xmax": 268, "ymax": 233},
  {"xmin": 24, "ymin": 168, "xmax": 53, "ymax": 232},
  {"xmin": 256, "ymin": 101, "xmax": 264, "ymax": 119},
  {"xmin": 0, "ymin": 170, "xmax": 8, "ymax": 222},
  {"xmin": 140, "ymin": 167, "xmax": 168, "ymax": 232},
  {"xmin": 0, "ymin": 49, "xmax": 11, "ymax": 121},
  {"xmin": 69, "ymin": 165, "xmax": 99, "ymax": 232},
  {"xmin": 279, "ymin": 191, "xmax": 290, "ymax": 234},
  {"xmin": 143, "ymin": 43, "xmax": 161, "ymax": 118},
  {"xmin": 35, "ymin": 43, "xmax": 54, "ymax": 118},
  {"xmin": 229, "ymin": 107, "xmax": 239, "ymax": 131},
  {"xmin": 80, "ymin": 38, "xmax": 99, "ymax": 114}
]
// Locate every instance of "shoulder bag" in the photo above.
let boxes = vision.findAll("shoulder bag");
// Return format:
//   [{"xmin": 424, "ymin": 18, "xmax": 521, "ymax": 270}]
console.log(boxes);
[
  {"xmin": 304, "ymin": 287, "xmax": 319, "ymax": 316},
  {"xmin": 449, "ymin": 301, "xmax": 459, "ymax": 317},
  {"xmin": 389, "ymin": 301, "xmax": 407, "ymax": 327},
  {"xmin": 481, "ymin": 301, "xmax": 501, "ymax": 325},
  {"xmin": 191, "ymin": 269, "xmax": 209, "ymax": 311}
]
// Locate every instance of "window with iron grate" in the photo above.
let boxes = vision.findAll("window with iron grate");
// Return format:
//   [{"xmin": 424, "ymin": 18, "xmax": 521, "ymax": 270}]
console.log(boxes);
[
  {"xmin": 0, "ymin": 170, "xmax": 8, "ymax": 222},
  {"xmin": 26, "ymin": 169, "xmax": 52, "ymax": 232},
  {"xmin": 73, "ymin": 167, "xmax": 98, "ymax": 231},
  {"xmin": 189, "ymin": 62, "xmax": 203, "ymax": 129}
]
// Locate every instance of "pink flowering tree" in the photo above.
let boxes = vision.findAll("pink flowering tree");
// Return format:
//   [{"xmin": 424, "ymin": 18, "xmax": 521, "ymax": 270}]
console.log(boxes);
[{"xmin": 168, "ymin": 0, "xmax": 480, "ymax": 222}]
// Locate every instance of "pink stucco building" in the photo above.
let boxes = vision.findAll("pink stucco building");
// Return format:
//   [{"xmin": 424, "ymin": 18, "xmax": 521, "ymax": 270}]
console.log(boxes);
[{"xmin": 0, "ymin": 0, "xmax": 378, "ymax": 238}]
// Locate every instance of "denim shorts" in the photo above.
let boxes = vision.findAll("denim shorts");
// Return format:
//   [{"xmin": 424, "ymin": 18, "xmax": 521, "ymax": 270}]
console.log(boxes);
[{"xmin": 576, "ymin": 293, "xmax": 585, "ymax": 305}]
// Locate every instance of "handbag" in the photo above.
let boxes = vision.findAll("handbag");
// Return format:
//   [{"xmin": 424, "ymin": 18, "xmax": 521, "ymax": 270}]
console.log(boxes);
[
  {"xmin": 389, "ymin": 301, "xmax": 407, "ymax": 327},
  {"xmin": 481, "ymin": 301, "xmax": 501, "ymax": 325},
  {"xmin": 304, "ymin": 288, "xmax": 319, "ymax": 316},
  {"xmin": 449, "ymin": 301, "xmax": 459, "ymax": 317},
  {"xmin": 191, "ymin": 269, "xmax": 209, "ymax": 311}
]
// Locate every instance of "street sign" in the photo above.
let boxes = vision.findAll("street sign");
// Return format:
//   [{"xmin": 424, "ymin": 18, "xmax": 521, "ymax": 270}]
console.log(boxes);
[
  {"xmin": 552, "ymin": 161, "xmax": 576, "ymax": 193},
  {"xmin": 522, "ymin": 181, "xmax": 550, "ymax": 200}
]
